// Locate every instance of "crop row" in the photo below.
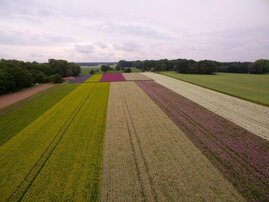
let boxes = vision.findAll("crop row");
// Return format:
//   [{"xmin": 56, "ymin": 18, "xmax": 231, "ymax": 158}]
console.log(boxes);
[
  {"xmin": 136, "ymin": 80, "xmax": 269, "ymax": 201},
  {"xmin": 101, "ymin": 82, "xmax": 243, "ymax": 201},
  {"xmin": 0, "ymin": 84, "xmax": 78, "ymax": 146},
  {"xmin": 84, "ymin": 74, "xmax": 102, "ymax": 82},
  {"xmin": 0, "ymin": 83, "xmax": 108, "ymax": 201},
  {"xmin": 100, "ymin": 73, "xmax": 126, "ymax": 82}
]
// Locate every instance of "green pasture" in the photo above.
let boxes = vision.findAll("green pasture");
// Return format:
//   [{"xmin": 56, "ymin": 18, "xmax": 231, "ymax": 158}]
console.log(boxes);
[{"xmin": 160, "ymin": 71, "xmax": 269, "ymax": 106}]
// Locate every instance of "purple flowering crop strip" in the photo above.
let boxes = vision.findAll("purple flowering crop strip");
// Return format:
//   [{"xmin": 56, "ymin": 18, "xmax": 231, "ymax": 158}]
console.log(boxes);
[{"xmin": 100, "ymin": 73, "xmax": 126, "ymax": 82}]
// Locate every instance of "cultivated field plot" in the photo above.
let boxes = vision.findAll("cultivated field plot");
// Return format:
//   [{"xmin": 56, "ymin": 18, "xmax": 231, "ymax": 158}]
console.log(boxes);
[
  {"xmin": 84, "ymin": 74, "xmax": 102, "ymax": 82},
  {"xmin": 122, "ymin": 73, "xmax": 152, "ymax": 81},
  {"xmin": 101, "ymin": 82, "xmax": 243, "ymax": 201},
  {"xmin": 71, "ymin": 74, "xmax": 92, "ymax": 83},
  {"xmin": 0, "ymin": 84, "xmax": 53, "ymax": 109},
  {"xmin": 100, "ymin": 73, "xmax": 125, "ymax": 82},
  {"xmin": 160, "ymin": 71, "xmax": 269, "ymax": 106},
  {"xmin": 137, "ymin": 80, "xmax": 269, "ymax": 201},
  {"xmin": 0, "ymin": 84, "xmax": 77, "ymax": 146},
  {"xmin": 143, "ymin": 72, "xmax": 269, "ymax": 141},
  {"xmin": 0, "ymin": 83, "xmax": 109, "ymax": 201}
]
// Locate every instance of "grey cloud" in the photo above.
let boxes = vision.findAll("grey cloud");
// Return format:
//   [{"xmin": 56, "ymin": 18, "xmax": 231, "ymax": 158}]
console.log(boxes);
[
  {"xmin": 90, "ymin": 22, "xmax": 174, "ymax": 40},
  {"xmin": 0, "ymin": 29, "xmax": 74, "ymax": 46},
  {"xmin": 114, "ymin": 42, "xmax": 141, "ymax": 52},
  {"xmin": 74, "ymin": 44, "xmax": 95, "ymax": 54},
  {"xmin": 94, "ymin": 42, "xmax": 109, "ymax": 49}
]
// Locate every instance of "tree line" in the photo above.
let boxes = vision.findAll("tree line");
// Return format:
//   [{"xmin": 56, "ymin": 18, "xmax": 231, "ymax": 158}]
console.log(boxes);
[
  {"xmin": 0, "ymin": 59, "xmax": 81, "ymax": 95},
  {"xmin": 117, "ymin": 59, "xmax": 269, "ymax": 74}
]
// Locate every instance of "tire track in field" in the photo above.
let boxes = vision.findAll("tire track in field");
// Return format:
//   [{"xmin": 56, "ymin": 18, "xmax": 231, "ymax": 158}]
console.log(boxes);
[
  {"xmin": 153, "ymin": 85, "xmax": 268, "ymax": 185},
  {"xmin": 136, "ymin": 80, "xmax": 269, "ymax": 201},
  {"xmin": 101, "ymin": 82, "xmax": 244, "ymax": 201},
  {"xmin": 9, "ymin": 84, "xmax": 98, "ymax": 201},
  {"xmin": 119, "ymin": 84, "xmax": 158, "ymax": 201}
]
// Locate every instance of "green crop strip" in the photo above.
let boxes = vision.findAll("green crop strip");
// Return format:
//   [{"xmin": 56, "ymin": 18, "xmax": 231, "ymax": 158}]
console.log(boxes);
[
  {"xmin": 0, "ymin": 84, "xmax": 78, "ymax": 146},
  {"xmin": 0, "ymin": 83, "xmax": 101, "ymax": 201}
]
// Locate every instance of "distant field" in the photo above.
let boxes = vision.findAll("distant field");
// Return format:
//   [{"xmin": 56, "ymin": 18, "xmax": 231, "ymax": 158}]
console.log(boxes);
[
  {"xmin": 80, "ymin": 66, "xmax": 101, "ymax": 75},
  {"xmin": 160, "ymin": 71, "xmax": 269, "ymax": 106},
  {"xmin": 0, "ymin": 84, "xmax": 77, "ymax": 146}
]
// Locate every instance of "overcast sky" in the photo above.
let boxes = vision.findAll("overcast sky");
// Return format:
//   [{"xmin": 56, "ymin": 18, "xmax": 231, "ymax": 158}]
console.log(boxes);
[{"xmin": 0, "ymin": 0, "xmax": 268, "ymax": 62}]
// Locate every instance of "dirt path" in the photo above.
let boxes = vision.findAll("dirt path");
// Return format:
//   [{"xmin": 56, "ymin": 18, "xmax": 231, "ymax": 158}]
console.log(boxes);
[
  {"xmin": 101, "ymin": 82, "xmax": 244, "ymax": 201},
  {"xmin": 0, "ymin": 84, "xmax": 54, "ymax": 110},
  {"xmin": 143, "ymin": 72, "xmax": 269, "ymax": 141}
]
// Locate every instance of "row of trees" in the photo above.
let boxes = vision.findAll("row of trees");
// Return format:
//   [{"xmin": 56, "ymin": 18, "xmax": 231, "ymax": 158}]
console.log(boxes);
[
  {"xmin": 117, "ymin": 59, "xmax": 269, "ymax": 74},
  {"xmin": 0, "ymin": 59, "xmax": 81, "ymax": 95}
]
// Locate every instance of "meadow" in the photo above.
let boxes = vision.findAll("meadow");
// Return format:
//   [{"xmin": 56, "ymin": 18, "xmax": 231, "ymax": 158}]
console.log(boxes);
[{"xmin": 160, "ymin": 71, "xmax": 269, "ymax": 106}]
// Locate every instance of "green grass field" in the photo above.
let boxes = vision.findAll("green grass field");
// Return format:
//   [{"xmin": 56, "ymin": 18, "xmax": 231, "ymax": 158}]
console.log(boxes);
[
  {"xmin": 160, "ymin": 71, "xmax": 269, "ymax": 106},
  {"xmin": 0, "ymin": 83, "xmax": 109, "ymax": 201},
  {"xmin": 80, "ymin": 66, "xmax": 101, "ymax": 75},
  {"xmin": 0, "ymin": 84, "xmax": 78, "ymax": 146}
]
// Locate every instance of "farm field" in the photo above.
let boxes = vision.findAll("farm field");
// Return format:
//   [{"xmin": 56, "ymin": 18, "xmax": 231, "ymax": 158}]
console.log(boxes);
[
  {"xmin": 0, "ymin": 84, "xmax": 78, "ymax": 146},
  {"xmin": 0, "ymin": 83, "xmax": 109, "ymax": 201},
  {"xmin": 143, "ymin": 72, "xmax": 269, "ymax": 141},
  {"xmin": 0, "ymin": 72, "xmax": 268, "ymax": 201},
  {"xmin": 0, "ymin": 84, "xmax": 53, "ymax": 109},
  {"xmin": 137, "ymin": 80, "xmax": 269, "ymax": 201},
  {"xmin": 101, "ymin": 82, "xmax": 243, "ymax": 201},
  {"xmin": 84, "ymin": 74, "xmax": 102, "ymax": 82},
  {"xmin": 80, "ymin": 66, "xmax": 100, "ymax": 75},
  {"xmin": 122, "ymin": 73, "xmax": 152, "ymax": 81},
  {"xmin": 160, "ymin": 71, "xmax": 269, "ymax": 106}
]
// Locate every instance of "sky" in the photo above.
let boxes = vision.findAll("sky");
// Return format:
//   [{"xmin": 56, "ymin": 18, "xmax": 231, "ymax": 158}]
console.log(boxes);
[{"xmin": 0, "ymin": 0, "xmax": 268, "ymax": 62}]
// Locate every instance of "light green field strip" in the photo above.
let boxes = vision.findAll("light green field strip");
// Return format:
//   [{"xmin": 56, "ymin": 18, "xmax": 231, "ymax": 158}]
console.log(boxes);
[
  {"xmin": 0, "ymin": 84, "xmax": 97, "ymax": 201},
  {"xmin": 84, "ymin": 74, "xmax": 102, "ymax": 82},
  {"xmin": 0, "ymin": 84, "xmax": 78, "ymax": 146},
  {"xmin": 101, "ymin": 82, "xmax": 244, "ymax": 201},
  {"xmin": 20, "ymin": 83, "xmax": 109, "ymax": 201},
  {"xmin": 160, "ymin": 71, "xmax": 269, "ymax": 106}
]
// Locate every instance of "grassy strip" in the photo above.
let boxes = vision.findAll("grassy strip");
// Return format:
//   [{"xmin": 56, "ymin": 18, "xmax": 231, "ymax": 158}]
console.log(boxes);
[
  {"xmin": 20, "ymin": 83, "xmax": 110, "ymax": 201},
  {"xmin": 159, "ymin": 71, "xmax": 269, "ymax": 106},
  {"xmin": 0, "ymin": 84, "xmax": 78, "ymax": 146},
  {"xmin": 84, "ymin": 74, "xmax": 102, "ymax": 82},
  {"xmin": 137, "ymin": 80, "xmax": 269, "ymax": 201},
  {"xmin": 0, "ymin": 84, "xmax": 95, "ymax": 201}
]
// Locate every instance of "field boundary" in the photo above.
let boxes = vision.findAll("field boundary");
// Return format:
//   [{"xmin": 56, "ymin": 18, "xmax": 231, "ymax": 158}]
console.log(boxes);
[{"xmin": 158, "ymin": 72, "xmax": 269, "ymax": 107}]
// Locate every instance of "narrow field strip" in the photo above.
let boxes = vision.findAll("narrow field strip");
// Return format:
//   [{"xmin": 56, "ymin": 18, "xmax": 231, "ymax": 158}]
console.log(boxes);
[
  {"xmin": 100, "ymin": 73, "xmax": 126, "ymax": 82},
  {"xmin": 143, "ymin": 72, "xmax": 269, "ymax": 141},
  {"xmin": 0, "ymin": 84, "xmax": 53, "ymax": 110},
  {"xmin": 0, "ymin": 84, "xmax": 78, "ymax": 146},
  {"xmin": 136, "ymin": 80, "xmax": 269, "ymax": 201},
  {"xmin": 0, "ymin": 84, "xmax": 97, "ymax": 201},
  {"xmin": 122, "ymin": 73, "xmax": 152, "ymax": 81},
  {"xmin": 71, "ymin": 74, "xmax": 92, "ymax": 83},
  {"xmin": 101, "ymin": 82, "xmax": 244, "ymax": 201},
  {"xmin": 84, "ymin": 74, "xmax": 102, "ymax": 82},
  {"xmin": 21, "ymin": 83, "xmax": 109, "ymax": 201}
]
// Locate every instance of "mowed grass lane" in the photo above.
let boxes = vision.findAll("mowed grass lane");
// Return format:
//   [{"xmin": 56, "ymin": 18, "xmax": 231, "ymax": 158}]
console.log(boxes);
[
  {"xmin": 22, "ymin": 83, "xmax": 109, "ymax": 201},
  {"xmin": 160, "ymin": 71, "xmax": 269, "ymax": 106},
  {"xmin": 101, "ymin": 82, "xmax": 244, "ymax": 201},
  {"xmin": 0, "ymin": 83, "xmax": 107, "ymax": 201},
  {"xmin": 0, "ymin": 84, "xmax": 78, "ymax": 146}
]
